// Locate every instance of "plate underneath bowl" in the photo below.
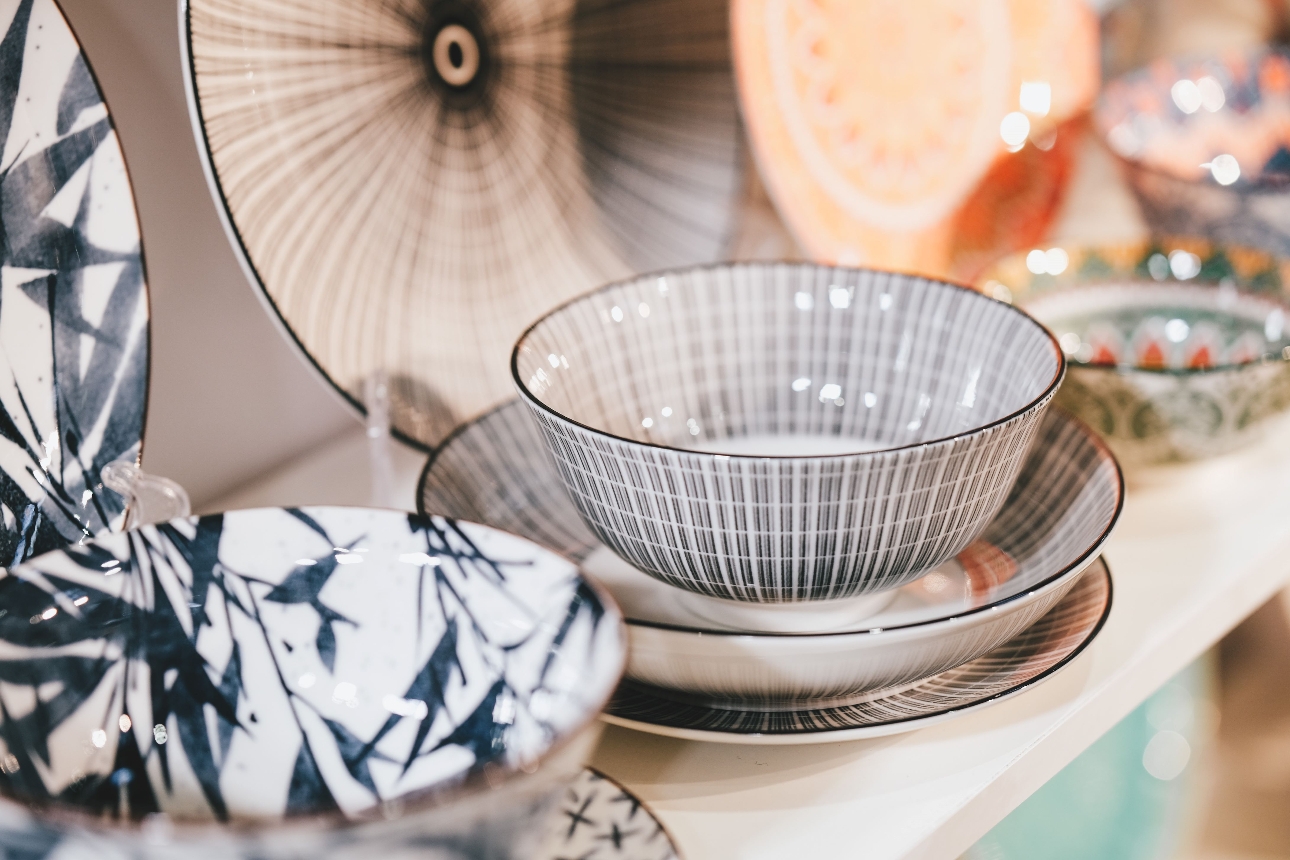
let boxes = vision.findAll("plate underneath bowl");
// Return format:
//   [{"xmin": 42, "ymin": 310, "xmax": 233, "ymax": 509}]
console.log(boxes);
[
  {"xmin": 420, "ymin": 400, "xmax": 1120, "ymax": 704},
  {"xmin": 601, "ymin": 559, "xmax": 1111, "ymax": 744}
]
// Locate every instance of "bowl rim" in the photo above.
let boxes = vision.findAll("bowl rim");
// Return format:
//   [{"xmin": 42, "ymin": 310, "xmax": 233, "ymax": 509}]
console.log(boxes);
[
  {"xmin": 1093, "ymin": 45, "xmax": 1290, "ymax": 190},
  {"xmin": 511, "ymin": 261, "xmax": 1066, "ymax": 461},
  {"xmin": 618, "ymin": 408, "xmax": 1124, "ymax": 640},
  {"xmin": 0, "ymin": 506, "xmax": 628, "ymax": 840},
  {"xmin": 978, "ymin": 237, "xmax": 1290, "ymax": 377}
]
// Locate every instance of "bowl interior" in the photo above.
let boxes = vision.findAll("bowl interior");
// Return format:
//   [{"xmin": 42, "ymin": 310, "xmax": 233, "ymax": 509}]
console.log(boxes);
[
  {"xmin": 0, "ymin": 508, "xmax": 622, "ymax": 825},
  {"xmin": 516, "ymin": 264, "xmax": 1059, "ymax": 454},
  {"xmin": 1026, "ymin": 281, "xmax": 1290, "ymax": 371},
  {"xmin": 1096, "ymin": 48, "xmax": 1290, "ymax": 187}
]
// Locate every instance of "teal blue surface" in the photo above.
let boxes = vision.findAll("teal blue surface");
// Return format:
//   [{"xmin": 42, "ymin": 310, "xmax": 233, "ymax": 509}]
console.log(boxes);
[{"xmin": 966, "ymin": 660, "xmax": 1211, "ymax": 860}]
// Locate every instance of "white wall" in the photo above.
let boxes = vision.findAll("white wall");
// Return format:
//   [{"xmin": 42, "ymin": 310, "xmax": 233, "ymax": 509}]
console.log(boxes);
[{"xmin": 57, "ymin": 0, "xmax": 359, "ymax": 507}]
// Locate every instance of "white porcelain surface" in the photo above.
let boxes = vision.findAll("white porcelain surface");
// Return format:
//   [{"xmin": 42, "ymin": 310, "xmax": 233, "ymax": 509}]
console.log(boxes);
[
  {"xmin": 513, "ymin": 262, "xmax": 1065, "ymax": 603},
  {"xmin": 0, "ymin": 0, "xmax": 150, "ymax": 565},
  {"xmin": 601, "ymin": 560, "xmax": 1112, "ymax": 744},
  {"xmin": 421, "ymin": 402, "xmax": 1122, "ymax": 705},
  {"xmin": 0, "ymin": 507, "xmax": 626, "ymax": 859}
]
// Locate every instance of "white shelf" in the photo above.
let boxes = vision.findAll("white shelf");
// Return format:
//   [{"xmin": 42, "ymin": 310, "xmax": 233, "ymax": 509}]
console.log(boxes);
[{"xmin": 208, "ymin": 414, "xmax": 1290, "ymax": 860}]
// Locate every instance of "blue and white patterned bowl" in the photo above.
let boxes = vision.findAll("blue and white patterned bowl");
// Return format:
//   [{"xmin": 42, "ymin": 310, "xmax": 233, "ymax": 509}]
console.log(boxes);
[
  {"xmin": 0, "ymin": 0, "xmax": 150, "ymax": 566},
  {"xmin": 513, "ymin": 262, "xmax": 1064, "ymax": 604},
  {"xmin": 0, "ymin": 507, "xmax": 626, "ymax": 859}
]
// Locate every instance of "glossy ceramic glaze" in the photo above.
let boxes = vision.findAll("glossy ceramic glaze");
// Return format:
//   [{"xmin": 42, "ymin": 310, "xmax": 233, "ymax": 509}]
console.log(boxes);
[
  {"xmin": 420, "ymin": 401, "xmax": 1121, "ymax": 705},
  {"xmin": 182, "ymin": 0, "xmax": 743, "ymax": 450},
  {"xmin": 0, "ymin": 507, "xmax": 626, "ymax": 859},
  {"xmin": 0, "ymin": 0, "xmax": 150, "ymax": 565},
  {"xmin": 1095, "ymin": 48, "xmax": 1290, "ymax": 255},
  {"xmin": 979, "ymin": 239, "xmax": 1290, "ymax": 464},
  {"xmin": 601, "ymin": 560, "xmax": 1111, "ymax": 744},
  {"xmin": 512, "ymin": 262, "xmax": 1064, "ymax": 603},
  {"xmin": 537, "ymin": 769, "xmax": 680, "ymax": 860}
]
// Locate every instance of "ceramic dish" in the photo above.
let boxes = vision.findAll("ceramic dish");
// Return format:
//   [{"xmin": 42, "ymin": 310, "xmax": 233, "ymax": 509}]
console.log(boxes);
[
  {"xmin": 979, "ymin": 239, "xmax": 1290, "ymax": 465},
  {"xmin": 1095, "ymin": 47, "xmax": 1290, "ymax": 255},
  {"xmin": 420, "ymin": 400, "xmax": 1121, "ymax": 705},
  {"xmin": 512, "ymin": 262, "xmax": 1064, "ymax": 605},
  {"xmin": 602, "ymin": 560, "xmax": 1111, "ymax": 744},
  {"xmin": 731, "ymin": 0, "xmax": 1098, "ymax": 279},
  {"xmin": 182, "ymin": 0, "xmax": 743, "ymax": 450},
  {"xmin": 538, "ymin": 769, "xmax": 680, "ymax": 860},
  {"xmin": 0, "ymin": 766, "xmax": 680, "ymax": 860},
  {"xmin": 0, "ymin": 507, "xmax": 625, "ymax": 859},
  {"xmin": 0, "ymin": 0, "xmax": 150, "ymax": 565}
]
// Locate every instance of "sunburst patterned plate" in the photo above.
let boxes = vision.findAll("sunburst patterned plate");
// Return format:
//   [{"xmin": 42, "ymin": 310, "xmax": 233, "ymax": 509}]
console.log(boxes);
[{"xmin": 182, "ymin": 0, "xmax": 744, "ymax": 450}]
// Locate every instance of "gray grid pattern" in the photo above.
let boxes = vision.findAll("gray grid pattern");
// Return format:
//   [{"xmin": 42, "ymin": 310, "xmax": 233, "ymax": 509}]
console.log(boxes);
[
  {"xmin": 420, "ymin": 401, "xmax": 1121, "ymax": 704},
  {"xmin": 604, "ymin": 559, "xmax": 1110, "ymax": 737},
  {"xmin": 419, "ymin": 401, "xmax": 1117, "ymax": 622},
  {"xmin": 513, "ymin": 263, "xmax": 1063, "ymax": 601}
]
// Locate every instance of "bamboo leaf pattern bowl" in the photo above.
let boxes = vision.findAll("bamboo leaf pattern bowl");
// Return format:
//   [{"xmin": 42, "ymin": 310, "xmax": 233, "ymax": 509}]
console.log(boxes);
[
  {"xmin": 0, "ymin": 507, "xmax": 625, "ymax": 860},
  {"xmin": 978, "ymin": 238, "xmax": 1290, "ymax": 466},
  {"xmin": 512, "ymin": 262, "xmax": 1064, "ymax": 605}
]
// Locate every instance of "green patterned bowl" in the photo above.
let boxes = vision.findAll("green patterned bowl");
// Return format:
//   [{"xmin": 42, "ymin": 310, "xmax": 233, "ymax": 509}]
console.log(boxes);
[{"xmin": 978, "ymin": 239, "xmax": 1290, "ymax": 466}]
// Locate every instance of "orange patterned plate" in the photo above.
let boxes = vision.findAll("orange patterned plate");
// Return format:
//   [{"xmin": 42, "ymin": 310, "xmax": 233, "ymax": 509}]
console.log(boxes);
[{"xmin": 733, "ymin": 0, "xmax": 1098, "ymax": 278}]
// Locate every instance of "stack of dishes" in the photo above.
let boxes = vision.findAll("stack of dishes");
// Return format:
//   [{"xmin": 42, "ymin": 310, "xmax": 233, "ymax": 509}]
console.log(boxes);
[{"xmin": 422, "ymin": 262, "xmax": 1124, "ymax": 743}]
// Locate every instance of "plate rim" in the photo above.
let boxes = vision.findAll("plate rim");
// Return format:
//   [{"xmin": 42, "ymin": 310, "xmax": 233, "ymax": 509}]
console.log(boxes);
[
  {"xmin": 598, "ymin": 558, "xmax": 1113, "ymax": 745},
  {"xmin": 15, "ymin": 0, "xmax": 153, "ymax": 529},
  {"xmin": 178, "ymin": 0, "xmax": 387, "ymax": 447},
  {"xmin": 419, "ymin": 400, "xmax": 1123, "ymax": 640}
]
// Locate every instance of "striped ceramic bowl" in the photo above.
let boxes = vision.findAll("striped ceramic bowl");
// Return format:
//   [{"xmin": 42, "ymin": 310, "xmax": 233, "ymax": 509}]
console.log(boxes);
[{"xmin": 512, "ymin": 262, "xmax": 1064, "ymax": 603}]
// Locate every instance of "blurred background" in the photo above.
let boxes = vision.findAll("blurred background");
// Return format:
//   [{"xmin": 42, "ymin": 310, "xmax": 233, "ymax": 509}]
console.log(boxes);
[{"xmin": 55, "ymin": 0, "xmax": 1290, "ymax": 856}]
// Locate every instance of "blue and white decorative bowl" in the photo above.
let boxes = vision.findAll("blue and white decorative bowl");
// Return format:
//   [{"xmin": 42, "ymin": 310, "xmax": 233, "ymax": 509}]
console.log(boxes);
[
  {"xmin": 512, "ymin": 262, "xmax": 1064, "ymax": 604},
  {"xmin": 0, "ymin": 507, "xmax": 626, "ymax": 859}
]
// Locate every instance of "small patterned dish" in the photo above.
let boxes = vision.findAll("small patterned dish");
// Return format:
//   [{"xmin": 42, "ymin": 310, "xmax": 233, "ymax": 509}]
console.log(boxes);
[
  {"xmin": 420, "ymin": 401, "xmax": 1121, "ymax": 707},
  {"xmin": 1095, "ymin": 47, "xmax": 1290, "ymax": 254},
  {"xmin": 979, "ymin": 239, "xmax": 1290, "ymax": 465},
  {"xmin": 0, "ymin": 507, "xmax": 625, "ymax": 860},
  {"xmin": 538, "ymin": 769, "xmax": 680, "ymax": 860},
  {"xmin": 604, "ymin": 560, "xmax": 1112, "ymax": 744},
  {"xmin": 512, "ymin": 262, "xmax": 1063, "ymax": 604}
]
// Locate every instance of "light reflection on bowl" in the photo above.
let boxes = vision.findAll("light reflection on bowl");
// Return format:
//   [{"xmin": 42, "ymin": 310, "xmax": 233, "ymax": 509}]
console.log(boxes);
[
  {"xmin": 1094, "ymin": 47, "xmax": 1290, "ymax": 255},
  {"xmin": 512, "ymin": 262, "xmax": 1064, "ymax": 603}
]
